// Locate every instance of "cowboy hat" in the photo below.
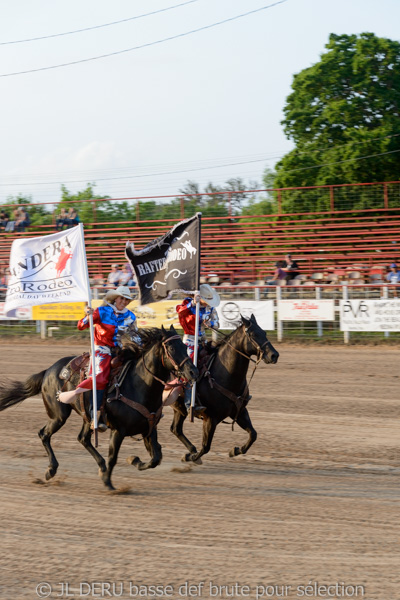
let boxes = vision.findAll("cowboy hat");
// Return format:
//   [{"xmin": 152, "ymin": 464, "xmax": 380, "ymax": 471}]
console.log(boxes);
[
  {"xmin": 199, "ymin": 284, "xmax": 220, "ymax": 307},
  {"xmin": 104, "ymin": 285, "xmax": 133, "ymax": 303}
]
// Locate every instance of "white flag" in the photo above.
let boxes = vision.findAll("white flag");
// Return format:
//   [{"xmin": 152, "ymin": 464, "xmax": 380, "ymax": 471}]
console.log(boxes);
[{"xmin": 4, "ymin": 225, "xmax": 90, "ymax": 315}]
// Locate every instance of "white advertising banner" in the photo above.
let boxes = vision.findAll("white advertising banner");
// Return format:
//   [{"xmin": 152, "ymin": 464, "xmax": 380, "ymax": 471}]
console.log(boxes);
[
  {"xmin": 278, "ymin": 299, "xmax": 335, "ymax": 321},
  {"xmin": 0, "ymin": 303, "xmax": 32, "ymax": 320},
  {"xmin": 340, "ymin": 299, "xmax": 400, "ymax": 331},
  {"xmin": 4, "ymin": 225, "xmax": 90, "ymax": 316},
  {"xmin": 216, "ymin": 300, "xmax": 274, "ymax": 330}
]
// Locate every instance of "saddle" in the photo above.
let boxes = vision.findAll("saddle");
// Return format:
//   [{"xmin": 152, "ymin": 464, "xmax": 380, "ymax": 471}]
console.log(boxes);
[
  {"xmin": 59, "ymin": 352, "xmax": 124, "ymax": 423},
  {"xmin": 60, "ymin": 352, "xmax": 90, "ymax": 383},
  {"xmin": 161, "ymin": 346, "xmax": 215, "ymax": 408}
]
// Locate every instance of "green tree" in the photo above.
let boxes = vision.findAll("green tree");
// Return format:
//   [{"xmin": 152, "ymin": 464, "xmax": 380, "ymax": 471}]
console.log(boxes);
[
  {"xmin": 274, "ymin": 33, "xmax": 400, "ymax": 210},
  {"xmin": 59, "ymin": 184, "xmax": 113, "ymax": 226}
]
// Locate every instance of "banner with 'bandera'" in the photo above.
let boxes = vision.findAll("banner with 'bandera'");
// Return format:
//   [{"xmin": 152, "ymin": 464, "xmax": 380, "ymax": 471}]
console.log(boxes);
[
  {"xmin": 4, "ymin": 225, "xmax": 89, "ymax": 315},
  {"xmin": 126, "ymin": 214, "xmax": 201, "ymax": 305}
]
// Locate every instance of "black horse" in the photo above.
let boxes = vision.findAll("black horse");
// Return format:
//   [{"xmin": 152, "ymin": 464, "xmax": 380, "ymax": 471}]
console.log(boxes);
[
  {"xmin": 0, "ymin": 325, "xmax": 198, "ymax": 490},
  {"xmin": 170, "ymin": 314, "xmax": 279, "ymax": 463}
]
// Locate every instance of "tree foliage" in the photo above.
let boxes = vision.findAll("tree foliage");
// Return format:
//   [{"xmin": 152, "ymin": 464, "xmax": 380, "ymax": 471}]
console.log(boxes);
[{"xmin": 274, "ymin": 33, "xmax": 400, "ymax": 210}]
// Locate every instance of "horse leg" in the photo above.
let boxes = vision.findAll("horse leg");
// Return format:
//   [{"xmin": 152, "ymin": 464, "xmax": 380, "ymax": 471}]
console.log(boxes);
[
  {"xmin": 77, "ymin": 422, "xmax": 107, "ymax": 475},
  {"xmin": 101, "ymin": 429, "xmax": 125, "ymax": 491},
  {"xmin": 127, "ymin": 429, "xmax": 163, "ymax": 471},
  {"xmin": 38, "ymin": 408, "xmax": 71, "ymax": 480},
  {"xmin": 170, "ymin": 407, "xmax": 197, "ymax": 454},
  {"xmin": 228, "ymin": 408, "xmax": 257, "ymax": 457},
  {"xmin": 183, "ymin": 416, "xmax": 217, "ymax": 463}
]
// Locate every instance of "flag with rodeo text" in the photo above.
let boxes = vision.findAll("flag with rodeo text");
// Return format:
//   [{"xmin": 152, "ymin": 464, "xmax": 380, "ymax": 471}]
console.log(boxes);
[
  {"xmin": 126, "ymin": 213, "xmax": 201, "ymax": 305},
  {"xmin": 4, "ymin": 225, "xmax": 90, "ymax": 315}
]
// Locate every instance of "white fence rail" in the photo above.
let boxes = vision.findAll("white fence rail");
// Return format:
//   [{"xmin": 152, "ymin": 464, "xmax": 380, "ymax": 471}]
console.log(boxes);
[{"xmin": 1, "ymin": 284, "xmax": 399, "ymax": 343}]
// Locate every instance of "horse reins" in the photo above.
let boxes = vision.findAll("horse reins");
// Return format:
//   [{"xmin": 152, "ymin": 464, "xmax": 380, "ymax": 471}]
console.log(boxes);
[
  {"xmin": 142, "ymin": 335, "xmax": 190, "ymax": 387},
  {"xmin": 204, "ymin": 323, "xmax": 269, "ymax": 409},
  {"xmin": 113, "ymin": 335, "xmax": 190, "ymax": 436}
]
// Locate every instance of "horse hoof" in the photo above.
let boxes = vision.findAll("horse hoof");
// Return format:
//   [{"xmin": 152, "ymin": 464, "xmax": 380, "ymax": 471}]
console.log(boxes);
[
  {"xmin": 229, "ymin": 447, "xmax": 241, "ymax": 457},
  {"xmin": 182, "ymin": 453, "xmax": 192, "ymax": 463},
  {"xmin": 192, "ymin": 457, "xmax": 202, "ymax": 465},
  {"xmin": 127, "ymin": 456, "xmax": 141, "ymax": 467},
  {"xmin": 45, "ymin": 467, "xmax": 57, "ymax": 480}
]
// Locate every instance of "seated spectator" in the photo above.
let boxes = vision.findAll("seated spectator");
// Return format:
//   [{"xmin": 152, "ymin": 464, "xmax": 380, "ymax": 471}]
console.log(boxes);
[
  {"xmin": 56, "ymin": 207, "xmax": 69, "ymax": 231},
  {"xmin": 15, "ymin": 207, "xmax": 31, "ymax": 232},
  {"xmin": 386, "ymin": 263, "xmax": 400, "ymax": 284},
  {"xmin": 106, "ymin": 264, "xmax": 124, "ymax": 288},
  {"xmin": 0, "ymin": 209, "xmax": 10, "ymax": 231},
  {"xmin": 119, "ymin": 264, "xmax": 137, "ymax": 287},
  {"xmin": 65, "ymin": 207, "xmax": 80, "ymax": 228},
  {"xmin": 266, "ymin": 261, "xmax": 287, "ymax": 286},
  {"xmin": 282, "ymin": 253, "xmax": 300, "ymax": 282}
]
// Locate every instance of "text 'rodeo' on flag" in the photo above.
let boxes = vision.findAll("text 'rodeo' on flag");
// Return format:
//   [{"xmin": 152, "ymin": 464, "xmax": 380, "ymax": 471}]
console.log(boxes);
[
  {"xmin": 4, "ymin": 225, "xmax": 90, "ymax": 315},
  {"xmin": 125, "ymin": 213, "xmax": 201, "ymax": 305}
]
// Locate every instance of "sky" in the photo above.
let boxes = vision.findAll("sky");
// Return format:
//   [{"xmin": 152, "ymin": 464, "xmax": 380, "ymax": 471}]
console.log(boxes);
[{"xmin": 1, "ymin": 0, "xmax": 399, "ymax": 209}]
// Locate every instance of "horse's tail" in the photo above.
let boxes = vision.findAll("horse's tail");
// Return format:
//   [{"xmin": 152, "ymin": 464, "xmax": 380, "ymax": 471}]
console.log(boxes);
[{"xmin": 0, "ymin": 370, "xmax": 46, "ymax": 411}]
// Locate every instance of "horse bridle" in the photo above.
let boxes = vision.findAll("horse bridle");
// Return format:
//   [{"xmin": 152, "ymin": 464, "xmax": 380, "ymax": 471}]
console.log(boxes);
[
  {"xmin": 243, "ymin": 324, "xmax": 270, "ymax": 360},
  {"xmin": 142, "ymin": 334, "xmax": 191, "ymax": 386},
  {"xmin": 161, "ymin": 335, "xmax": 191, "ymax": 373}
]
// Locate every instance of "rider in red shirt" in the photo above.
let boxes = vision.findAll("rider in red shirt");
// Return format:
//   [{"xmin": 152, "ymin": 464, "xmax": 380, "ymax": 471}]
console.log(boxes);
[{"xmin": 176, "ymin": 284, "xmax": 220, "ymax": 411}]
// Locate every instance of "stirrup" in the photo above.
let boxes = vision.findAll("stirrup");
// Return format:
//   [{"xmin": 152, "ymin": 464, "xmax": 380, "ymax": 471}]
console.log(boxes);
[{"xmin": 91, "ymin": 420, "xmax": 108, "ymax": 433}]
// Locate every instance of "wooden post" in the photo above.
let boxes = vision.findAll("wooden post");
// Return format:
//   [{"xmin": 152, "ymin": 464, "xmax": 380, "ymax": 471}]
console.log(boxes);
[
  {"xmin": 383, "ymin": 183, "xmax": 389, "ymax": 209},
  {"xmin": 330, "ymin": 186, "xmax": 334, "ymax": 211}
]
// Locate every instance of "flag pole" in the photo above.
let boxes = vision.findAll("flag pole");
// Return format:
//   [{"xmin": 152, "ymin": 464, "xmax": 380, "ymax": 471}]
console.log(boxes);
[
  {"xmin": 189, "ymin": 212, "xmax": 202, "ymax": 423},
  {"xmin": 78, "ymin": 224, "xmax": 99, "ymax": 447},
  {"xmin": 189, "ymin": 295, "xmax": 200, "ymax": 423}
]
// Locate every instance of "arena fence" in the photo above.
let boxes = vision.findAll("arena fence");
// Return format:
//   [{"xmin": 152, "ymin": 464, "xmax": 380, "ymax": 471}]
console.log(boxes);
[{"xmin": 0, "ymin": 284, "xmax": 399, "ymax": 344}]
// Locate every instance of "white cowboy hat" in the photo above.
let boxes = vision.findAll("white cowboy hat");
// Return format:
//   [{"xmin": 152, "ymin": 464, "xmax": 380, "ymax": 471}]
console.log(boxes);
[
  {"xmin": 104, "ymin": 285, "xmax": 133, "ymax": 303},
  {"xmin": 199, "ymin": 284, "xmax": 220, "ymax": 307}
]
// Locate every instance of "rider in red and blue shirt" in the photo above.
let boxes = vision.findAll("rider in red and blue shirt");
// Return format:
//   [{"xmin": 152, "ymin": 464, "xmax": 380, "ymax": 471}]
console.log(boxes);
[
  {"xmin": 58, "ymin": 285, "xmax": 137, "ymax": 430},
  {"xmin": 176, "ymin": 284, "xmax": 220, "ymax": 410}
]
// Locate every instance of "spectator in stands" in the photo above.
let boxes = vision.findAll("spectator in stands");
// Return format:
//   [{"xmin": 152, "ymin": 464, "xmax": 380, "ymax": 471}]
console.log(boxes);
[
  {"xmin": 266, "ymin": 261, "xmax": 287, "ymax": 286},
  {"xmin": 65, "ymin": 207, "xmax": 80, "ymax": 228},
  {"xmin": 56, "ymin": 207, "xmax": 69, "ymax": 231},
  {"xmin": 282, "ymin": 253, "xmax": 300, "ymax": 283},
  {"xmin": 119, "ymin": 264, "xmax": 136, "ymax": 287},
  {"xmin": 15, "ymin": 207, "xmax": 30, "ymax": 232},
  {"xmin": 106, "ymin": 264, "xmax": 124, "ymax": 288},
  {"xmin": 0, "ymin": 209, "xmax": 10, "ymax": 231},
  {"xmin": 386, "ymin": 263, "xmax": 400, "ymax": 284}
]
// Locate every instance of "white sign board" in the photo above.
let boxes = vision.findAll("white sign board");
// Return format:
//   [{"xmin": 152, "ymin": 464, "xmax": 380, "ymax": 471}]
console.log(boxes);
[
  {"xmin": 278, "ymin": 299, "xmax": 335, "ymax": 321},
  {"xmin": 340, "ymin": 299, "xmax": 400, "ymax": 331},
  {"xmin": 0, "ymin": 303, "xmax": 32, "ymax": 320},
  {"xmin": 216, "ymin": 300, "xmax": 274, "ymax": 330}
]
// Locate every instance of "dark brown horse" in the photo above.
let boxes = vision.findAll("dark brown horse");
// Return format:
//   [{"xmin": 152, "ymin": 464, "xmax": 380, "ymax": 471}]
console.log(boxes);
[
  {"xmin": 0, "ymin": 326, "xmax": 198, "ymax": 490},
  {"xmin": 170, "ymin": 314, "xmax": 279, "ymax": 463}
]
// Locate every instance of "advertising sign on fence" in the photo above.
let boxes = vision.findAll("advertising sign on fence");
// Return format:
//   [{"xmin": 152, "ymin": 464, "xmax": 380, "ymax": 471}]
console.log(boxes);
[
  {"xmin": 340, "ymin": 299, "xmax": 400, "ymax": 331},
  {"xmin": 32, "ymin": 302, "xmax": 86, "ymax": 321},
  {"xmin": 0, "ymin": 303, "xmax": 32, "ymax": 320},
  {"xmin": 216, "ymin": 300, "xmax": 275, "ymax": 330},
  {"xmin": 278, "ymin": 299, "xmax": 335, "ymax": 321}
]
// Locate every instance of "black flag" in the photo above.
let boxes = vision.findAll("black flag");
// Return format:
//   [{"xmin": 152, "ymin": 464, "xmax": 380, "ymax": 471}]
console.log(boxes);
[{"xmin": 125, "ymin": 213, "xmax": 201, "ymax": 305}]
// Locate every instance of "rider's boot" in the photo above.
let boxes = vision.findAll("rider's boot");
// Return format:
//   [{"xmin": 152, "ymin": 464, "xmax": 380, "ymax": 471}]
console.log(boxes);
[
  {"xmin": 90, "ymin": 389, "xmax": 108, "ymax": 432},
  {"xmin": 184, "ymin": 385, "xmax": 206, "ymax": 414}
]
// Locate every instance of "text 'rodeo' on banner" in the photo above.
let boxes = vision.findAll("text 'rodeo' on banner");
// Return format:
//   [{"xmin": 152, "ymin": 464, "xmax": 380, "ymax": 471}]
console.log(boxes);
[{"xmin": 4, "ymin": 225, "xmax": 89, "ymax": 315}]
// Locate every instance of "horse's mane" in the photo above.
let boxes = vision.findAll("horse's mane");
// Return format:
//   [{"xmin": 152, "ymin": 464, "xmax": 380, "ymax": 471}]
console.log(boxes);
[
  {"xmin": 212, "ymin": 323, "xmax": 243, "ymax": 351},
  {"xmin": 118, "ymin": 327, "xmax": 163, "ymax": 361}
]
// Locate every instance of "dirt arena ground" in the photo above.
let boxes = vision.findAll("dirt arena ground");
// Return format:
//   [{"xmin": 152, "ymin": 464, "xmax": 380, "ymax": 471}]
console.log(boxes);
[{"xmin": 0, "ymin": 342, "xmax": 398, "ymax": 600}]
